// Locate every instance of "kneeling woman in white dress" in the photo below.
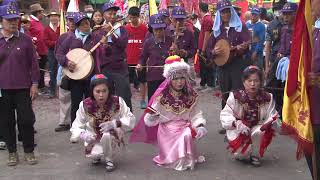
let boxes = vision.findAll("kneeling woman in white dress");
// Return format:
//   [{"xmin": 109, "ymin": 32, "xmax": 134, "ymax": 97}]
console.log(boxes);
[
  {"xmin": 70, "ymin": 74, "xmax": 135, "ymax": 172},
  {"xmin": 220, "ymin": 66, "xmax": 279, "ymax": 167},
  {"xmin": 130, "ymin": 56, "xmax": 207, "ymax": 171}
]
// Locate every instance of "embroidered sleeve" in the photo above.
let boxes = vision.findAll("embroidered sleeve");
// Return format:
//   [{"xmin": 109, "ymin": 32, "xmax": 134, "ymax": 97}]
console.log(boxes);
[
  {"xmin": 263, "ymin": 93, "xmax": 278, "ymax": 125},
  {"xmin": 144, "ymin": 99, "xmax": 161, "ymax": 127},
  {"xmin": 118, "ymin": 97, "xmax": 136, "ymax": 130},
  {"xmin": 70, "ymin": 101, "xmax": 87, "ymax": 140},
  {"xmin": 220, "ymin": 92, "xmax": 237, "ymax": 130},
  {"xmin": 190, "ymin": 100, "xmax": 206, "ymax": 128}
]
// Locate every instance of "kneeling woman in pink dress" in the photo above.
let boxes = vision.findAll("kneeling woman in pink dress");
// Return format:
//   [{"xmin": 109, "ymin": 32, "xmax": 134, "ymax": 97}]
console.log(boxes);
[{"xmin": 130, "ymin": 55, "xmax": 207, "ymax": 171}]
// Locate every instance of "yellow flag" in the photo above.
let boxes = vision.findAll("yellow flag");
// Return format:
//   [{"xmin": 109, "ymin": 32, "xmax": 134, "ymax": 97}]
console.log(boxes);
[
  {"xmin": 149, "ymin": 0, "xmax": 158, "ymax": 16},
  {"xmin": 59, "ymin": 9, "xmax": 66, "ymax": 35},
  {"xmin": 282, "ymin": 0, "xmax": 313, "ymax": 158}
]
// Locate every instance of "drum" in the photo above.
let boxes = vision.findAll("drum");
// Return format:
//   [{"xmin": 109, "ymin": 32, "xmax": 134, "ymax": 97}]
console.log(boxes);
[
  {"xmin": 214, "ymin": 39, "xmax": 231, "ymax": 66},
  {"xmin": 63, "ymin": 48, "xmax": 94, "ymax": 80}
]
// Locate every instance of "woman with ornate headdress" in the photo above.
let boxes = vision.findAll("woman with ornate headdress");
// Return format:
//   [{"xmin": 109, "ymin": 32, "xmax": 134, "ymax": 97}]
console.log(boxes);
[
  {"xmin": 130, "ymin": 55, "xmax": 207, "ymax": 171},
  {"xmin": 70, "ymin": 74, "xmax": 136, "ymax": 172},
  {"xmin": 220, "ymin": 66, "xmax": 279, "ymax": 167}
]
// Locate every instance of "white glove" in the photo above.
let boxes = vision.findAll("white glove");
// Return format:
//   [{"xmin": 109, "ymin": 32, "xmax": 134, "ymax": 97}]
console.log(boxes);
[
  {"xmin": 99, "ymin": 120, "xmax": 117, "ymax": 133},
  {"xmin": 195, "ymin": 127, "xmax": 208, "ymax": 139},
  {"xmin": 235, "ymin": 120, "xmax": 250, "ymax": 136},
  {"xmin": 80, "ymin": 131, "xmax": 96, "ymax": 144}
]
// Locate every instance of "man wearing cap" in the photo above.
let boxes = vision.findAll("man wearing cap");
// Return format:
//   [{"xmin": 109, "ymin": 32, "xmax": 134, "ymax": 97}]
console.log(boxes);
[
  {"xmin": 136, "ymin": 14, "xmax": 173, "ymax": 100},
  {"xmin": 206, "ymin": 0, "xmax": 250, "ymax": 122},
  {"xmin": 246, "ymin": 7, "xmax": 265, "ymax": 69},
  {"xmin": 169, "ymin": 6, "xmax": 196, "ymax": 62},
  {"xmin": 54, "ymin": 12, "xmax": 76, "ymax": 132},
  {"xmin": 55, "ymin": 12, "xmax": 97, "ymax": 127},
  {"xmin": 264, "ymin": 0, "xmax": 286, "ymax": 117},
  {"xmin": 198, "ymin": 2, "xmax": 215, "ymax": 92},
  {"xmin": 159, "ymin": 9, "xmax": 171, "ymax": 30},
  {"xmin": 20, "ymin": 14, "xmax": 31, "ymax": 35},
  {"xmin": 97, "ymin": 3, "xmax": 132, "ymax": 111},
  {"xmin": 44, "ymin": 10, "xmax": 60, "ymax": 98},
  {"xmin": 277, "ymin": 2, "xmax": 297, "ymax": 59},
  {"xmin": 0, "ymin": 4, "xmax": 40, "ymax": 166}
]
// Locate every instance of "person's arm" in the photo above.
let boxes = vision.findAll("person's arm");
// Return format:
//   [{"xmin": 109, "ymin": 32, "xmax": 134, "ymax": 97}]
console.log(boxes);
[
  {"xmin": 190, "ymin": 100, "xmax": 206, "ymax": 128},
  {"xmin": 264, "ymin": 41, "xmax": 272, "ymax": 74},
  {"xmin": 118, "ymin": 97, "xmax": 136, "ymax": 130},
  {"xmin": 138, "ymin": 39, "xmax": 150, "ymax": 66},
  {"xmin": 43, "ymin": 27, "xmax": 56, "ymax": 48},
  {"xmin": 254, "ymin": 24, "xmax": 266, "ymax": 53},
  {"xmin": 144, "ymin": 100, "xmax": 161, "ymax": 127},
  {"xmin": 70, "ymin": 101, "xmax": 88, "ymax": 141},
  {"xmin": 54, "ymin": 33, "xmax": 71, "ymax": 67},
  {"xmin": 28, "ymin": 37, "xmax": 40, "ymax": 85},
  {"xmin": 220, "ymin": 92, "xmax": 238, "ymax": 130},
  {"xmin": 111, "ymin": 27, "xmax": 128, "ymax": 50},
  {"xmin": 264, "ymin": 24, "xmax": 273, "ymax": 74}
]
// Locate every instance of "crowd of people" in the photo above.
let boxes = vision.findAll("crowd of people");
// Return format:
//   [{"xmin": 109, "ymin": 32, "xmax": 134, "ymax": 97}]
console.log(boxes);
[{"xmin": 0, "ymin": 0, "xmax": 319, "ymax": 179}]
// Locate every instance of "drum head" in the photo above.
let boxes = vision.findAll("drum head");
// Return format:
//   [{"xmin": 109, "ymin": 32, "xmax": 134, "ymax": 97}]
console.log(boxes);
[
  {"xmin": 63, "ymin": 48, "xmax": 94, "ymax": 80},
  {"xmin": 214, "ymin": 39, "xmax": 230, "ymax": 66}
]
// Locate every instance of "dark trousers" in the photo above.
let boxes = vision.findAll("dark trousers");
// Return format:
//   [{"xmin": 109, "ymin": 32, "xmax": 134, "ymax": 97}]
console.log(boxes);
[
  {"xmin": 305, "ymin": 125, "xmax": 320, "ymax": 180},
  {"xmin": 0, "ymin": 89, "xmax": 35, "ymax": 153},
  {"xmin": 128, "ymin": 66, "xmax": 139, "ymax": 87},
  {"xmin": 48, "ymin": 49, "xmax": 58, "ymax": 94},
  {"xmin": 147, "ymin": 80, "xmax": 164, "ymax": 102},
  {"xmin": 103, "ymin": 71, "xmax": 132, "ymax": 111},
  {"xmin": 38, "ymin": 55, "xmax": 48, "ymax": 89},
  {"xmin": 219, "ymin": 58, "xmax": 249, "ymax": 108},
  {"xmin": 266, "ymin": 58, "xmax": 285, "ymax": 117},
  {"xmin": 70, "ymin": 80, "xmax": 90, "ymax": 123},
  {"xmin": 199, "ymin": 57, "xmax": 214, "ymax": 87}
]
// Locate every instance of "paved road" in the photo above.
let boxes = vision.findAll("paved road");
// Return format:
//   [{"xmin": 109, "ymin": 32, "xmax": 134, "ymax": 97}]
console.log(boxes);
[{"xmin": 0, "ymin": 87, "xmax": 311, "ymax": 180}]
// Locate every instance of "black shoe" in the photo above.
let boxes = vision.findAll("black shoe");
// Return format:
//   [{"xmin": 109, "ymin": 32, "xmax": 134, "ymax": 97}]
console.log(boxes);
[
  {"xmin": 218, "ymin": 128, "xmax": 226, "ymax": 134},
  {"xmin": 55, "ymin": 124, "xmax": 70, "ymax": 132}
]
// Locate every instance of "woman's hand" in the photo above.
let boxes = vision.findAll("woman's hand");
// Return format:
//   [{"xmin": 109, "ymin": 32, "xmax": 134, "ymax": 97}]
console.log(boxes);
[{"xmin": 195, "ymin": 127, "xmax": 208, "ymax": 139}]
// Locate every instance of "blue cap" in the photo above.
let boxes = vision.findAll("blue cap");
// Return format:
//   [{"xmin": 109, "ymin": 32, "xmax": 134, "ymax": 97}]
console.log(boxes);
[
  {"xmin": 171, "ymin": 6, "xmax": 186, "ymax": 19},
  {"xmin": 216, "ymin": 0, "xmax": 232, "ymax": 11},
  {"xmin": 66, "ymin": 12, "xmax": 76, "ymax": 20},
  {"xmin": 0, "ymin": 4, "xmax": 19, "ymax": 19},
  {"xmin": 250, "ymin": 6, "xmax": 261, "ymax": 15},
  {"xmin": 73, "ymin": 12, "xmax": 89, "ymax": 24},
  {"xmin": 149, "ymin": 14, "xmax": 166, "ymax": 29},
  {"xmin": 281, "ymin": 2, "xmax": 298, "ymax": 13},
  {"xmin": 102, "ymin": 3, "xmax": 120, "ymax": 12},
  {"xmin": 1, "ymin": 0, "xmax": 17, "ymax": 6},
  {"xmin": 159, "ymin": 9, "xmax": 170, "ymax": 17}
]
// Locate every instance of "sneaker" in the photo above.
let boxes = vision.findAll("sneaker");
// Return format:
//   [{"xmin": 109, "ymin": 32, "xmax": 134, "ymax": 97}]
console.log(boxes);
[
  {"xmin": 7, "ymin": 152, "xmax": 19, "ymax": 166},
  {"xmin": 0, "ymin": 141, "xmax": 6, "ymax": 150},
  {"xmin": 24, "ymin": 152, "xmax": 38, "ymax": 165},
  {"xmin": 54, "ymin": 124, "xmax": 70, "ymax": 132},
  {"xmin": 105, "ymin": 160, "xmax": 116, "ymax": 172},
  {"xmin": 140, "ymin": 100, "xmax": 147, "ymax": 109},
  {"xmin": 196, "ymin": 86, "xmax": 207, "ymax": 91}
]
